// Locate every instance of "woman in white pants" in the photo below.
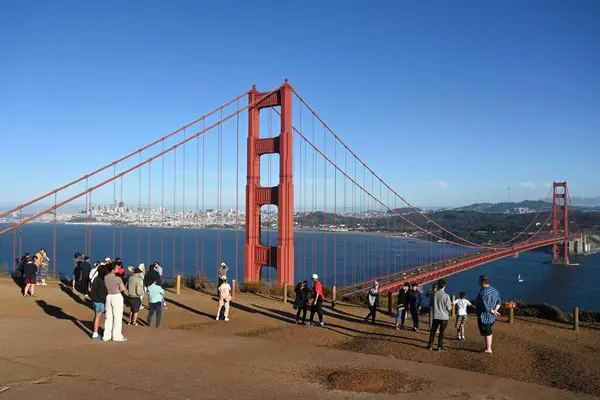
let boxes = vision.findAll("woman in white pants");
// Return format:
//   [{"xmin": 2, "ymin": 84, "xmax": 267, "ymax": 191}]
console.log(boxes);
[{"xmin": 103, "ymin": 264, "xmax": 128, "ymax": 342}]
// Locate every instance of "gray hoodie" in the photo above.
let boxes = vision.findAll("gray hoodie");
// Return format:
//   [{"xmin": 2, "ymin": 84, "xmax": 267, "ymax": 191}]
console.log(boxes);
[{"xmin": 430, "ymin": 289, "xmax": 452, "ymax": 320}]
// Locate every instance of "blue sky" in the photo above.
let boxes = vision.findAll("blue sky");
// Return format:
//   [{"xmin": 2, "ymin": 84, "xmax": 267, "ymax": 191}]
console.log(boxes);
[{"xmin": 1, "ymin": 0, "xmax": 598, "ymax": 210}]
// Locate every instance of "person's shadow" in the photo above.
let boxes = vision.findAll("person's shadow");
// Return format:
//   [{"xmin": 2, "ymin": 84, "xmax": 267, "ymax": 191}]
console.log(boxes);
[{"xmin": 35, "ymin": 300, "xmax": 92, "ymax": 337}]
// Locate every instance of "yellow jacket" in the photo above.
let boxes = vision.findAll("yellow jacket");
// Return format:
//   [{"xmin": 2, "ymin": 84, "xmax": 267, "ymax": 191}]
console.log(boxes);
[{"xmin": 35, "ymin": 252, "xmax": 43, "ymax": 267}]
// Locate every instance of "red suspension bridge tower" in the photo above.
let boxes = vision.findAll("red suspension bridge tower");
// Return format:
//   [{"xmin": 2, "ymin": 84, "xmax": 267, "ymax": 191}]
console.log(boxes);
[
  {"xmin": 245, "ymin": 81, "xmax": 294, "ymax": 284},
  {"xmin": 552, "ymin": 181, "xmax": 569, "ymax": 264}
]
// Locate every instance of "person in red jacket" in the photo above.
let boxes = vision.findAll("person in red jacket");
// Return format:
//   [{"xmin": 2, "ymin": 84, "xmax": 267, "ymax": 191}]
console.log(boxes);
[{"xmin": 114, "ymin": 257, "xmax": 125, "ymax": 279}]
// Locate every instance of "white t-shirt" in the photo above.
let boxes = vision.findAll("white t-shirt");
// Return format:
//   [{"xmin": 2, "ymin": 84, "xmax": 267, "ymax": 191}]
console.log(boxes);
[
  {"xmin": 218, "ymin": 283, "xmax": 231, "ymax": 300},
  {"xmin": 89, "ymin": 267, "xmax": 99, "ymax": 283},
  {"xmin": 455, "ymin": 298, "xmax": 472, "ymax": 316}
]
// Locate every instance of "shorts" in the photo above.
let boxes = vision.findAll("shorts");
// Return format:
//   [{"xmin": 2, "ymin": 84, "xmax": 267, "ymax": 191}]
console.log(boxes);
[
  {"xmin": 93, "ymin": 302, "xmax": 105, "ymax": 313},
  {"xmin": 477, "ymin": 319, "xmax": 494, "ymax": 336},
  {"xmin": 24, "ymin": 277, "xmax": 36, "ymax": 285},
  {"xmin": 129, "ymin": 297, "xmax": 142, "ymax": 313},
  {"xmin": 456, "ymin": 315, "xmax": 467, "ymax": 329}
]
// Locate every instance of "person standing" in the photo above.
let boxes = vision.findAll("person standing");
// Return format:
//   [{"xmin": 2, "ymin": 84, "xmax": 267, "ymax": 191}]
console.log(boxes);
[
  {"xmin": 395, "ymin": 282, "xmax": 410, "ymax": 330},
  {"xmin": 79, "ymin": 256, "xmax": 92, "ymax": 295},
  {"xmin": 126, "ymin": 267, "xmax": 144, "ymax": 326},
  {"xmin": 426, "ymin": 279, "xmax": 452, "ymax": 351},
  {"xmin": 72, "ymin": 252, "xmax": 82, "ymax": 290},
  {"xmin": 102, "ymin": 264, "xmax": 128, "ymax": 342},
  {"xmin": 408, "ymin": 282, "xmax": 422, "ymax": 332},
  {"xmin": 90, "ymin": 266, "xmax": 108, "ymax": 339},
  {"xmin": 364, "ymin": 281, "xmax": 380, "ymax": 324},
  {"xmin": 426, "ymin": 283, "xmax": 439, "ymax": 331},
  {"xmin": 35, "ymin": 249, "xmax": 49, "ymax": 285},
  {"xmin": 147, "ymin": 279, "xmax": 165, "ymax": 327},
  {"xmin": 22, "ymin": 255, "xmax": 38, "ymax": 297},
  {"xmin": 216, "ymin": 276, "xmax": 232, "ymax": 321},
  {"xmin": 454, "ymin": 292, "xmax": 472, "ymax": 340},
  {"xmin": 476, "ymin": 275, "xmax": 501, "ymax": 354},
  {"xmin": 309, "ymin": 274, "xmax": 324, "ymax": 326},
  {"xmin": 114, "ymin": 258, "xmax": 125, "ymax": 280},
  {"xmin": 293, "ymin": 281, "xmax": 309, "ymax": 325}
]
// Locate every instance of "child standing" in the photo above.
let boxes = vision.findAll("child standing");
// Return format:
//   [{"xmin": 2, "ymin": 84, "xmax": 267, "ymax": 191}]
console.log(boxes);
[
  {"xmin": 454, "ymin": 292, "xmax": 472, "ymax": 340},
  {"xmin": 147, "ymin": 280, "xmax": 165, "ymax": 328}
]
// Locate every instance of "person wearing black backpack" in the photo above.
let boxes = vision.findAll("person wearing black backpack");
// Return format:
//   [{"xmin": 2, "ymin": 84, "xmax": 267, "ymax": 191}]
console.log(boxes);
[
  {"xmin": 90, "ymin": 267, "xmax": 108, "ymax": 340},
  {"xmin": 293, "ymin": 281, "xmax": 309, "ymax": 325}
]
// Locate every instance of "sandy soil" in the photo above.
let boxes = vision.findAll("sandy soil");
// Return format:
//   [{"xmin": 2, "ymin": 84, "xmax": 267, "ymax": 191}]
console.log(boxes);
[{"xmin": 1, "ymin": 277, "xmax": 598, "ymax": 399}]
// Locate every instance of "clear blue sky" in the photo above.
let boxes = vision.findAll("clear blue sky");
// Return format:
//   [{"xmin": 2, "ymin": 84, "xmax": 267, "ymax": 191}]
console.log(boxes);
[{"xmin": 1, "ymin": 0, "xmax": 598, "ymax": 210}]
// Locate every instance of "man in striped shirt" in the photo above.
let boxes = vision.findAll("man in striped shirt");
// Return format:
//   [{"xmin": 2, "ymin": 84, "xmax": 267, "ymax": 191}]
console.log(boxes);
[{"xmin": 475, "ymin": 275, "xmax": 501, "ymax": 354}]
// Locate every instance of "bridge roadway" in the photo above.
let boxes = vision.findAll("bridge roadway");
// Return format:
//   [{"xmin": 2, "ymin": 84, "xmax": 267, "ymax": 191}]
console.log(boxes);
[{"xmin": 341, "ymin": 235, "xmax": 579, "ymax": 297}]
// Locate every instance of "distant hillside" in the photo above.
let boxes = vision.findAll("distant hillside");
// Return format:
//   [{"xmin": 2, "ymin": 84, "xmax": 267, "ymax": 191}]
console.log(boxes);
[{"xmin": 455, "ymin": 200, "xmax": 549, "ymax": 213}]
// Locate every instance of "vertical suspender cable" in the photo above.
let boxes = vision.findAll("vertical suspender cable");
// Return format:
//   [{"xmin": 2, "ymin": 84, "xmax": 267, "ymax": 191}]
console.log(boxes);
[
  {"xmin": 182, "ymin": 129, "xmax": 186, "ymax": 277},
  {"xmin": 120, "ymin": 176, "xmax": 123, "ymax": 258},
  {"xmin": 161, "ymin": 140, "xmax": 165, "ymax": 264},
  {"xmin": 333, "ymin": 138, "xmax": 337, "ymax": 287},
  {"xmin": 148, "ymin": 161, "xmax": 152, "ymax": 265},
  {"xmin": 323, "ymin": 124, "xmax": 327, "ymax": 286},
  {"xmin": 201, "ymin": 120, "xmax": 205, "ymax": 275},
  {"xmin": 113, "ymin": 165, "xmax": 116, "ymax": 258},
  {"xmin": 53, "ymin": 193, "xmax": 57, "ymax": 278},
  {"xmin": 173, "ymin": 147, "xmax": 177, "ymax": 279},
  {"xmin": 138, "ymin": 152, "xmax": 142, "ymax": 265},
  {"xmin": 196, "ymin": 123, "xmax": 200, "ymax": 277},
  {"xmin": 235, "ymin": 99, "xmax": 240, "ymax": 282}
]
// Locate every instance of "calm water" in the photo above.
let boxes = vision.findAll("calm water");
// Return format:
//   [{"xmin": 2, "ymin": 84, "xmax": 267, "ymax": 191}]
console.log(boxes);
[{"xmin": 1, "ymin": 223, "xmax": 598, "ymax": 312}]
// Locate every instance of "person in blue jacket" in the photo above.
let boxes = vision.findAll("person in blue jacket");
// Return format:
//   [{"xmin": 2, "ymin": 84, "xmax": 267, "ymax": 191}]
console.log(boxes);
[{"xmin": 408, "ymin": 281, "xmax": 422, "ymax": 332}]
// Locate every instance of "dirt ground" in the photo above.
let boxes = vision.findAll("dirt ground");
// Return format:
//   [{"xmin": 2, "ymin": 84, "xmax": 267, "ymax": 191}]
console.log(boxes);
[{"xmin": 1, "ymin": 277, "xmax": 598, "ymax": 399}]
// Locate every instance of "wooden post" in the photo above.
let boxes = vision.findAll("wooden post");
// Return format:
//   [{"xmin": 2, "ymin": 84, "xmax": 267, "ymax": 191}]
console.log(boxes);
[
  {"xmin": 574, "ymin": 305, "xmax": 579, "ymax": 331},
  {"xmin": 509, "ymin": 306, "xmax": 514, "ymax": 324},
  {"xmin": 283, "ymin": 282, "xmax": 288, "ymax": 304},
  {"xmin": 451, "ymin": 295, "xmax": 456, "ymax": 317},
  {"xmin": 176, "ymin": 274, "xmax": 181, "ymax": 296},
  {"xmin": 231, "ymin": 279, "xmax": 236, "ymax": 301},
  {"xmin": 332, "ymin": 286, "xmax": 337, "ymax": 309},
  {"xmin": 387, "ymin": 291, "xmax": 393, "ymax": 314}
]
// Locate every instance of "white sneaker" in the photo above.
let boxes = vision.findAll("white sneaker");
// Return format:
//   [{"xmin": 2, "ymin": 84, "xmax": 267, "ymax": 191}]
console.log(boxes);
[
  {"xmin": 456, "ymin": 335, "xmax": 461, "ymax": 340},
  {"xmin": 224, "ymin": 317, "xmax": 229, "ymax": 322},
  {"xmin": 462, "ymin": 336, "xmax": 466, "ymax": 340},
  {"xmin": 215, "ymin": 316, "xmax": 219, "ymax": 321}
]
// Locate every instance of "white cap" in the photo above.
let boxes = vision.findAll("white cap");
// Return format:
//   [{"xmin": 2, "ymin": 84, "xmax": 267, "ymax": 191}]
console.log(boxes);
[
  {"xmin": 105, "ymin": 257, "xmax": 111, "ymax": 262},
  {"xmin": 221, "ymin": 262, "xmax": 227, "ymax": 267},
  {"xmin": 312, "ymin": 274, "xmax": 318, "ymax": 280},
  {"xmin": 220, "ymin": 275, "xmax": 227, "ymax": 280}
]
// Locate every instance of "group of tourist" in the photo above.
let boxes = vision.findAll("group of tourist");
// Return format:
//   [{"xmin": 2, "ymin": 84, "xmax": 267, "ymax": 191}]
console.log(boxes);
[
  {"xmin": 364, "ymin": 275, "xmax": 501, "ymax": 353},
  {"xmin": 86, "ymin": 257, "xmax": 166, "ymax": 341},
  {"xmin": 16, "ymin": 248, "xmax": 51, "ymax": 295},
  {"xmin": 292, "ymin": 274, "xmax": 325, "ymax": 326}
]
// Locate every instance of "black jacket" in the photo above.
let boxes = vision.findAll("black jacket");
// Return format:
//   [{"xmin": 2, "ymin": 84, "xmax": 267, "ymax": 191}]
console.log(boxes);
[
  {"xmin": 144, "ymin": 269, "xmax": 161, "ymax": 287},
  {"xmin": 397, "ymin": 289, "xmax": 409, "ymax": 308},
  {"xmin": 80, "ymin": 262, "xmax": 92, "ymax": 280},
  {"xmin": 294, "ymin": 287, "xmax": 309, "ymax": 307},
  {"xmin": 90, "ymin": 275, "xmax": 108, "ymax": 303},
  {"xmin": 23, "ymin": 261, "xmax": 38, "ymax": 279}
]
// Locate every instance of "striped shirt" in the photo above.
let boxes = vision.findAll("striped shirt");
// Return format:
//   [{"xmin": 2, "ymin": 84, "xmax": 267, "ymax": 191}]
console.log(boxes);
[{"xmin": 476, "ymin": 286, "xmax": 501, "ymax": 324}]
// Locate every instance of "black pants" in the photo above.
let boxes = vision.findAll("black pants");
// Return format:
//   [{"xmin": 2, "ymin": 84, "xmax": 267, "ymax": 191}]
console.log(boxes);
[
  {"xmin": 365, "ymin": 305, "xmax": 377, "ymax": 323},
  {"xmin": 428, "ymin": 319, "xmax": 449, "ymax": 348},
  {"xmin": 80, "ymin": 278, "xmax": 89, "ymax": 295},
  {"xmin": 309, "ymin": 299, "xmax": 323, "ymax": 324},
  {"xmin": 410, "ymin": 309, "xmax": 420, "ymax": 330},
  {"xmin": 296, "ymin": 306, "xmax": 307, "ymax": 323}
]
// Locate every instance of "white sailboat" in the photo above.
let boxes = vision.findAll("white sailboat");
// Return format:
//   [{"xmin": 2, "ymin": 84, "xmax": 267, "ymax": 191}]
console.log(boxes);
[{"xmin": 517, "ymin": 274, "xmax": 523, "ymax": 283}]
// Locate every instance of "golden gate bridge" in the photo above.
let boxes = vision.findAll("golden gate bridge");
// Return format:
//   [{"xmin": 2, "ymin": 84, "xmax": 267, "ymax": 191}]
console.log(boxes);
[{"xmin": 0, "ymin": 80, "xmax": 581, "ymax": 295}]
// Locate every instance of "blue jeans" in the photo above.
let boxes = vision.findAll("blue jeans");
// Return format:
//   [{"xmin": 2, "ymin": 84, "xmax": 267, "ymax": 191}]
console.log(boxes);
[
  {"xmin": 147, "ymin": 302, "xmax": 163, "ymax": 327},
  {"xmin": 395, "ymin": 308, "xmax": 407, "ymax": 326}
]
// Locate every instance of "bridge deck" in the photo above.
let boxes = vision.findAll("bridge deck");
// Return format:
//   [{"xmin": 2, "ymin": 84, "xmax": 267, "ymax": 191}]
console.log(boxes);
[{"xmin": 341, "ymin": 235, "xmax": 579, "ymax": 296}]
